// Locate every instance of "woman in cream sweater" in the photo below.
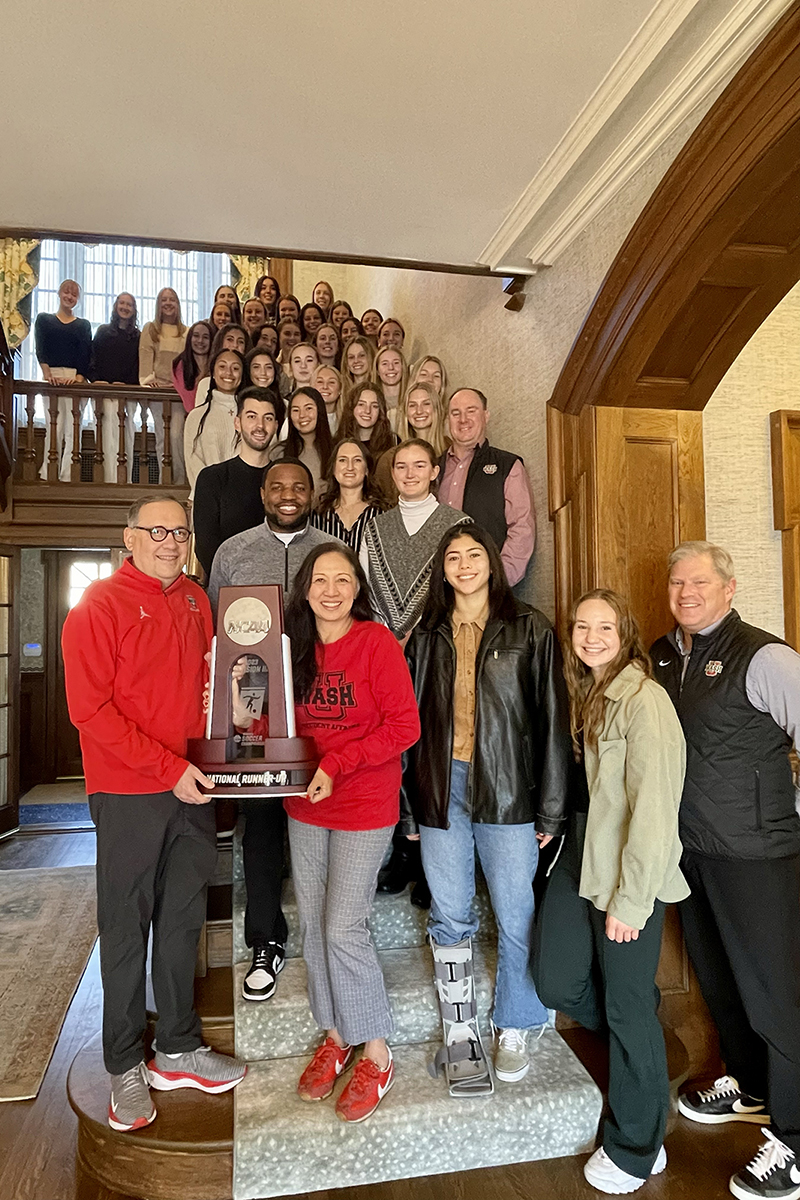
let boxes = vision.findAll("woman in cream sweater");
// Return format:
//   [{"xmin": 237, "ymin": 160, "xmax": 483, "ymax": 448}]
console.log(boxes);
[{"xmin": 536, "ymin": 588, "xmax": 688, "ymax": 1197}]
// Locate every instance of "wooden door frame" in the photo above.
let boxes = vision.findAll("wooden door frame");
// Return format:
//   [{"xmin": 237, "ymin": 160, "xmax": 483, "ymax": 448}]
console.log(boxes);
[{"xmin": 0, "ymin": 548, "xmax": 21, "ymax": 837}]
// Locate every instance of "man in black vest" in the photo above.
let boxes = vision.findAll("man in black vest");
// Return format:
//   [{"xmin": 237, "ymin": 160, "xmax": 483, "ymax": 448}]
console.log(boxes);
[
  {"xmin": 651, "ymin": 540, "xmax": 800, "ymax": 1200},
  {"xmin": 437, "ymin": 389, "xmax": 535, "ymax": 585}
]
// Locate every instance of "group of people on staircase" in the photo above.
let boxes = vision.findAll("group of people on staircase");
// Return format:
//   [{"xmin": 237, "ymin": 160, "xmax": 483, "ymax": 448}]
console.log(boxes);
[{"xmin": 51, "ymin": 275, "xmax": 800, "ymax": 1200}]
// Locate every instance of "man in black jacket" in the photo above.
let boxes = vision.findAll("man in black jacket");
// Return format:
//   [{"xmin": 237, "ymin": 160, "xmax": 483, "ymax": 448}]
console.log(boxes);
[
  {"xmin": 651, "ymin": 540, "xmax": 800, "ymax": 1200},
  {"xmin": 438, "ymin": 389, "xmax": 535, "ymax": 586}
]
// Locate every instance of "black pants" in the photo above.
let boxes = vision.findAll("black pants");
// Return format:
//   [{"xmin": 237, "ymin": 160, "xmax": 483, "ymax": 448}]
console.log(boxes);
[
  {"xmin": 241, "ymin": 797, "xmax": 288, "ymax": 949},
  {"xmin": 535, "ymin": 815, "xmax": 669, "ymax": 1179},
  {"xmin": 89, "ymin": 791, "xmax": 218, "ymax": 1076},
  {"xmin": 680, "ymin": 850, "xmax": 800, "ymax": 1153}
]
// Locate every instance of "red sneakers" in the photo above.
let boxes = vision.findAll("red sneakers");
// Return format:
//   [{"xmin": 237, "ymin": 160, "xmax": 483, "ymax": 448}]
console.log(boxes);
[
  {"xmin": 335, "ymin": 1047, "xmax": 394, "ymax": 1123},
  {"xmin": 297, "ymin": 1037, "xmax": 354, "ymax": 1101}
]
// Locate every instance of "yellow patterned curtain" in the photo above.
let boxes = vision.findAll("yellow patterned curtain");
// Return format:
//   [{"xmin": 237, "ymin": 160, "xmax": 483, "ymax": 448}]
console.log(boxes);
[
  {"xmin": 0, "ymin": 238, "xmax": 41, "ymax": 349},
  {"xmin": 229, "ymin": 255, "xmax": 270, "ymax": 303}
]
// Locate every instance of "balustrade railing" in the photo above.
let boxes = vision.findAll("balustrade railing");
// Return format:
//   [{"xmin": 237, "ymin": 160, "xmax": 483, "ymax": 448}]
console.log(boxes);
[{"xmin": 11, "ymin": 382, "xmax": 187, "ymax": 487}]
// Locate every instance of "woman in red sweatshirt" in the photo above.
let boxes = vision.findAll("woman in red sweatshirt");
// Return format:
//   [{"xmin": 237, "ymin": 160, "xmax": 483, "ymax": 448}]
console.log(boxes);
[{"xmin": 240, "ymin": 542, "xmax": 419, "ymax": 1123}]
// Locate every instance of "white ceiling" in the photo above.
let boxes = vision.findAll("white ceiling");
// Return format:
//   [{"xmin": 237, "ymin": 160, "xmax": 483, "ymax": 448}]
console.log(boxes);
[{"xmin": 0, "ymin": 0, "xmax": 789, "ymax": 271}]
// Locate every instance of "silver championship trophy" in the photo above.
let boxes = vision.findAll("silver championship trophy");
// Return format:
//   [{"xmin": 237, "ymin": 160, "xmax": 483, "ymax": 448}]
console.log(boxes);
[{"xmin": 188, "ymin": 585, "xmax": 317, "ymax": 797}]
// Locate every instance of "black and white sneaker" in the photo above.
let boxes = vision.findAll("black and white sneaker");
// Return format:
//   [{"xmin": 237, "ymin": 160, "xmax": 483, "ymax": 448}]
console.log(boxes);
[
  {"xmin": 729, "ymin": 1129, "xmax": 800, "ymax": 1200},
  {"xmin": 679, "ymin": 1075, "xmax": 769, "ymax": 1125},
  {"xmin": 242, "ymin": 942, "xmax": 285, "ymax": 1001}
]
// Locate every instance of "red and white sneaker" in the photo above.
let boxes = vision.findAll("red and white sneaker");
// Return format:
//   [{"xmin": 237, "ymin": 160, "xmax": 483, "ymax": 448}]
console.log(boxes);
[
  {"xmin": 108, "ymin": 1062, "xmax": 156, "ymax": 1132},
  {"xmin": 297, "ymin": 1037, "xmax": 354, "ymax": 1101},
  {"xmin": 335, "ymin": 1047, "xmax": 394, "ymax": 1123},
  {"xmin": 147, "ymin": 1046, "xmax": 247, "ymax": 1093}
]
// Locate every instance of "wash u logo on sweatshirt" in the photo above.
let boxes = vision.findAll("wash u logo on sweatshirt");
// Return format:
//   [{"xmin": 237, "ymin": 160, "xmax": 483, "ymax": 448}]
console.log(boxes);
[{"xmin": 305, "ymin": 671, "xmax": 357, "ymax": 720}]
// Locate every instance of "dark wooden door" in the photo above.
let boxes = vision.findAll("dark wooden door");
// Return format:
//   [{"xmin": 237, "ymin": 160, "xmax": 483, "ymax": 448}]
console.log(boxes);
[
  {"xmin": 45, "ymin": 550, "xmax": 113, "ymax": 780},
  {"xmin": 0, "ymin": 549, "xmax": 21, "ymax": 837}
]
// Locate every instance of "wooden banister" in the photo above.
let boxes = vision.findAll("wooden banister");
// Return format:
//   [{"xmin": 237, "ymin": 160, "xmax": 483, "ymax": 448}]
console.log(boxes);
[{"xmin": 10, "ymin": 380, "xmax": 186, "ymax": 487}]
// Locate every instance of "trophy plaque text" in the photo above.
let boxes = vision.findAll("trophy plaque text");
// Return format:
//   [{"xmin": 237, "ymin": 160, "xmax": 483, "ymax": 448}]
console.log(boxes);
[{"xmin": 188, "ymin": 585, "xmax": 317, "ymax": 798}]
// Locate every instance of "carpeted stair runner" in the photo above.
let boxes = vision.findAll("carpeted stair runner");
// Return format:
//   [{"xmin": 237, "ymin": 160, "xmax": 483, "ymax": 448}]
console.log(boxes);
[{"xmin": 231, "ymin": 827, "xmax": 602, "ymax": 1200}]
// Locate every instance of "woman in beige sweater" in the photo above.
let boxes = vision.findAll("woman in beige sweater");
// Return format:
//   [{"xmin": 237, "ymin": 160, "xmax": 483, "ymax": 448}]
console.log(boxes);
[
  {"xmin": 536, "ymin": 588, "xmax": 688, "ymax": 1197},
  {"xmin": 139, "ymin": 288, "xmax": 187, "ymax": 483}
]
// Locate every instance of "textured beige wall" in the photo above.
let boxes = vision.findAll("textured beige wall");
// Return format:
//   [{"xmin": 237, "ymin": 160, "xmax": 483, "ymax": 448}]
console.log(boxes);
[
  {"xmin": 703, "ymin": 281, "xmax": 800, "ymax": 639},
  {"xmin": 293, "ymin": 95, "xmax": 726, "ymax": 618}
]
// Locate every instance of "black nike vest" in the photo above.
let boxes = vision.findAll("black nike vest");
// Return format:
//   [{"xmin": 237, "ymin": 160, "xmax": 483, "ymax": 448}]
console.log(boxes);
[{"xmin": 651, "ymin": 610, "xmax": 800, "ymax": 860}]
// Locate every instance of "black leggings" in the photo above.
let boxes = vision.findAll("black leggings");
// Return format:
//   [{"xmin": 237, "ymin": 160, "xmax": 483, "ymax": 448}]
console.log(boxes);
[{"xmin": 534, "ymin": 815, "xmax": 668, "ymax": 1180}]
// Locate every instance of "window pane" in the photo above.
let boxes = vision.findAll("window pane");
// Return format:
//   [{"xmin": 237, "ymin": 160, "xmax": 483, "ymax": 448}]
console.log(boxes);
[
  {"xmin": 0, "ymin": 607, "xmax": 8, "ymax": 654},
  {"xmin": 69, "ymin": 560, "xmax": 113, "ymax": 608},
  {"xmin": 0, "ymin": 707, "xmax": 7, "ymax": 756},
  {"xmin": 0, "ymin": 658, "xmax": 7, "ymax": 704},
  {"xmin": 0, "ymin": 557, "xmax": 8, "ymax": 604},
  {"xmin": 17, "ymin": 240, "xmax": 230, "ymax": 387},
  {"xmin": 0, "ymin": 759, "xmax": 7, "ymax": 809}
]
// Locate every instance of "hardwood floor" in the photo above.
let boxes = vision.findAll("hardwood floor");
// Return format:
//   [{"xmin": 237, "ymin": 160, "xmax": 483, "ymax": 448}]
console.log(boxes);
[
  {"xmin": 0, "ymin": 829, "xmax": 96, "ymax": 869},
  {"xmin": 0, "ymin": 829, "xmax": 766, "ymax": 1200}
]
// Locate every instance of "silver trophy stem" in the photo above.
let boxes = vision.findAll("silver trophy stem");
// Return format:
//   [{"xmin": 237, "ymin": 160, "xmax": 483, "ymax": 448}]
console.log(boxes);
[
  {"xmin": 205, "ymin": 636, "xmax": 217, "ymax": 739},
  {"xmin": 281, "ymin": 634, "xmax": 296, "ymax": 737}
]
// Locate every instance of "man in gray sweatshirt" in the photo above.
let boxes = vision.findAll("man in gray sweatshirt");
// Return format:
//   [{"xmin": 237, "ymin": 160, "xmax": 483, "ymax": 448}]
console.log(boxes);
[{"xmin": 208, "ymin": 458, "xmax": 342, "ymax": 1004}]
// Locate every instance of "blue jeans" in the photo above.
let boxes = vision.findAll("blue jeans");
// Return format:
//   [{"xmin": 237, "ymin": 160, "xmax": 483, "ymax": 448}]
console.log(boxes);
[{"xmin": 419, "ymin": 758, "xmax": 548, "ymax": 1029}]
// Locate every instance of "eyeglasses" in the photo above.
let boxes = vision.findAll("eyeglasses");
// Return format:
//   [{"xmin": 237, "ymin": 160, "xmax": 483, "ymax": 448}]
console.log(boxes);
[{"xmin": 131, "ymin": 526, "xmax": 191, "ymax": 543}]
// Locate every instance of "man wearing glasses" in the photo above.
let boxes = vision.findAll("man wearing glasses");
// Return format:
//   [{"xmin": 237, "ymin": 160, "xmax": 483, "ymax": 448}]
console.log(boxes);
[{"xmin": 62, "ymin": 496, "xmax": 247, "ymax": 1135}]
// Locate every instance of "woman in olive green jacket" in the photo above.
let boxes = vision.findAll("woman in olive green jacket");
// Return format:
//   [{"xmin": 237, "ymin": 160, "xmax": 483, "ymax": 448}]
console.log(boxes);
[{"xmin": 535, "ymin": 588, "xmax": 688, "ymax": 1197}]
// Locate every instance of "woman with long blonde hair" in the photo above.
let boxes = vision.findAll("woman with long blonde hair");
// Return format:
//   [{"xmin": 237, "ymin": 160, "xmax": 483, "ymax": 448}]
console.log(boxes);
[
  {"xmin": 372, "ymin": 346, "xmax": 408, "ymax": 428},
  {"xmin": 139, "ymin": 287, "xmax": 188, "ymax": 482},
  {"xmin": 408, "ymin": 355, "xmax": 448, "ymax": 402},
  {"xmin": 312, "ymin": 364, "xmax": 344, "ymax": 433},
  {"xmin": 341, "ymin": 336, "xmax": 375, "ymax": 403},
  {"xmin": 376, "ymin": 382, "xmax": 448, "ymax": 502},
  {"xmin": 536, "ymin": 588, "xmax": 688, "ymax": 1196}
]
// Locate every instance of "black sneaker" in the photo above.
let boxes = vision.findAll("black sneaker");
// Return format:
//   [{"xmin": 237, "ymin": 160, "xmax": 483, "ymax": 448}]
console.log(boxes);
[
  {"xmin": 679, "ymin": 1075, "xmax": 769, "ymax": 1124},
  {"xmin": 242, "ymin": 942, "xmax": 285, "ymax": 1001},
  {"xmin": 729, "ymin": 1129, "xmax": 800, "ymax": 1200}
]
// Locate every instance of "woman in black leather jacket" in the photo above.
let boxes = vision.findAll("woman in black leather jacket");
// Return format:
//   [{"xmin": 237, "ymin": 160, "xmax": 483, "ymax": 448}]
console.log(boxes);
[{"xmin": 402, "ymin": 523, "xmax": 571, "ymax": 1094}]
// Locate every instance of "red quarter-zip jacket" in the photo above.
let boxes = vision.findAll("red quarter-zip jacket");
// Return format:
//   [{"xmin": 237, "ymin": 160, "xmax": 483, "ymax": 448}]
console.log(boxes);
[{"xmin": 61, "ymin": 557, "xmax": 212, "ymax": 794}]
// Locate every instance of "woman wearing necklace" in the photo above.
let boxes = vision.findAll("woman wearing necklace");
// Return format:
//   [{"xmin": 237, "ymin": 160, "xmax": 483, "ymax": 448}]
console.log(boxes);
[
  {"xmin": 312, "ymin": 439, "xmax": 386, "ymax": 553},
  {"xmin": 183, "ymin": 347, "xmax": 244, "ymax": 495}
]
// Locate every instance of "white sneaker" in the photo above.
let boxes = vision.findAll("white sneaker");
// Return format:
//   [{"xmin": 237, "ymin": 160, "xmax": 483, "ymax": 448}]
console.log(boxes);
[
  {"xmin": 583, "ymin": 1145, "xmax": 667, "ymax": 1194},
  {"xmin": 493, "ymin": 1027, "xmax": 531, "ymax": 1082}
]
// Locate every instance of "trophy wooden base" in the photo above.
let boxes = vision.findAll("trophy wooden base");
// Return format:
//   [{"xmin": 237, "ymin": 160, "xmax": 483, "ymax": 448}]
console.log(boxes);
[{"xmin": 188, "ymin": 736, "xmax": 318, "ymax": 799}]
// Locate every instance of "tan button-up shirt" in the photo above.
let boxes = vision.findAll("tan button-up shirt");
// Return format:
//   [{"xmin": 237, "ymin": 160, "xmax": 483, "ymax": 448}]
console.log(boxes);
[{"xmin": 451, "ymin": 610, "xmax": 488, "ymax": 763}]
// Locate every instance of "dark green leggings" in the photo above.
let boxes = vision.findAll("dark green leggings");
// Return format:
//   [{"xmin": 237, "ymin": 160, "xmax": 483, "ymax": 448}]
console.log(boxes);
[{"xmin": 534, "ymin": 814, "xmax": 669, "ymax": 1180}]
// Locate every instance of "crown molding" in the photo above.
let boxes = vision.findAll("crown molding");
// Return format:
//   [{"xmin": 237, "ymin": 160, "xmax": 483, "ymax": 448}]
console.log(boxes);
[{"xmin": 478, "ymin": 0, "xmax": 794, "ymax": 274}]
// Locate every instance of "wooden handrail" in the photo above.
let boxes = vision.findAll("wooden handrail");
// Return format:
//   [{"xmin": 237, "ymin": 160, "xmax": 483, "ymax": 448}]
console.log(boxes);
[
  {"xmin": 11, "ymin": 380, "xmax": 183, "ymax": 402},
  {"xmin": 11, "ymin": 379, "xmax": 187, "ymax": 486}
]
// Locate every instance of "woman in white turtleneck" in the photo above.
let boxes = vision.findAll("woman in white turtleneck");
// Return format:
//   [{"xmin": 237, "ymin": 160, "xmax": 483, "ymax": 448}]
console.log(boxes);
[
  {"xmin": 184, "ymin": 348, "xmax": 244, "ymax": 496},
  {"xmin": 359, "ymin": 438, "xmax": 468, "ymax": 641}
]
